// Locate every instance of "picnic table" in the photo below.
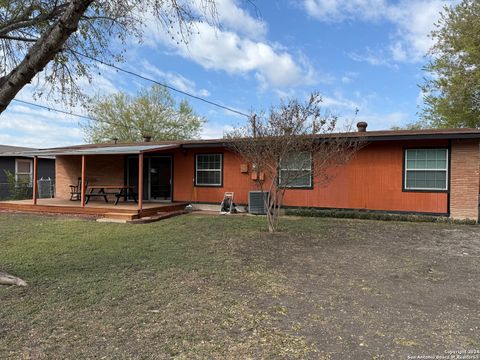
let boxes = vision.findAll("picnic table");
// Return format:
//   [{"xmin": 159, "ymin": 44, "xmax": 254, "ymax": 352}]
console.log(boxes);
[{"xmin": 85, "ymin": 185, "xmax": 137, "ymax": 205}]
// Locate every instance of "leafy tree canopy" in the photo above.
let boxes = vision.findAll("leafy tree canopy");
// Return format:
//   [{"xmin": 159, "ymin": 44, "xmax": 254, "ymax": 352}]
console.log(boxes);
[
  {"xmin": 82, "ymin": 85, "xmax": 204, "ymax": 143},
  {"xmin": 420, "ymin": 0, "xmax": 480, "ymax": 128},
  {"xmin": 83, "ymin": 85, "xmax": 204, "ymax": 143}
]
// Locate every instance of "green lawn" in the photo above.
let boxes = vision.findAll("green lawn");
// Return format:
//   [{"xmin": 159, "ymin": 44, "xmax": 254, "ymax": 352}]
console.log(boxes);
[{"xmin": 1, "ymin": 213, "xmax": 479, "ymax": 359}]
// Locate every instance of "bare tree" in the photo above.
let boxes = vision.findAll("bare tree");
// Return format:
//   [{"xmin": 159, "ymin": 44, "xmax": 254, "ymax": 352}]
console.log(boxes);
[
  {"xmin": 0, "ymin": 0, "xmax": 217, "ymax": 114},
  {"xmin": 226, "ymin": 93, "xmax": 366, "ymax": 232}
]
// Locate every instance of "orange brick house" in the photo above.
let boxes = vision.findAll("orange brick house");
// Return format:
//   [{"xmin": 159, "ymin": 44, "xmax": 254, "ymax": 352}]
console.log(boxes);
[{"xmin": 1, "ymin": 127, "xmax": 479, "ymax": 222}]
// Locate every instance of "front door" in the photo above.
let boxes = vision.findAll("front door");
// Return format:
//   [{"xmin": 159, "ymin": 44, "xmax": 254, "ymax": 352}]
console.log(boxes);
[{"xmin": 127, "ymin": 156, "xmax": 172, "ymax": 201}]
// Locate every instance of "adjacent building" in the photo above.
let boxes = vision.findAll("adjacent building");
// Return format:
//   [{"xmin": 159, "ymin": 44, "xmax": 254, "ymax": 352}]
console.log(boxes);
[{"xmin": 0, "ymin": 145, "xmax": 55, "ymax": 200}]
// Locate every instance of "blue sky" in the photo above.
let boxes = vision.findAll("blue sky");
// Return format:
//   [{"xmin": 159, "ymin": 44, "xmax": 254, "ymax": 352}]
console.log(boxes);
[{"xmin": 0, "ymin": 0, "xmax": 451, "ymax": 147}]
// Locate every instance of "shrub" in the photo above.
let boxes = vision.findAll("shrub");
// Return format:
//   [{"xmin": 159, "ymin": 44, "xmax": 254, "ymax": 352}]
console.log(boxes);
[
  {"xmin": 3, "ymin": 170, "xmax": 32, "ymax": 200},
  {"xmin": 285, "ymin": 207, "xmax": 477, "ymax": 225}
]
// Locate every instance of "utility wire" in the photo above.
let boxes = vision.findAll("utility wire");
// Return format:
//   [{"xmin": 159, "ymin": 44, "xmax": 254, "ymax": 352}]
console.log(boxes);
[
  {"xmin": 71, "ymin": 50, "xmax": 251, "ymax": 118},
  {"xmin": 10, "ymin": 52, "xmax": 252, "ymax": 122},
  {"xmin": 12, "ymin": 98, "xmax": 201, "ymax": 126},
  {"xmin": 12, "ymin": 98, "xmax": 98, "ymax": 122}
]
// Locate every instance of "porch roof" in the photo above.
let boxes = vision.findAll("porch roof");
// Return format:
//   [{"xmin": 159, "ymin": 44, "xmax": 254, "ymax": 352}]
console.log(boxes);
[{"xmin": 17, "ymin": 144, "xmax": 180, "ymax": 157}]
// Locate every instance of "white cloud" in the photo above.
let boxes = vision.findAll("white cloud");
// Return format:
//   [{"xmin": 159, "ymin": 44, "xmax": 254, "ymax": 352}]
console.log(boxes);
[
  {"xmin": 389, "ymin": 41, "xmax": 408, "ymax": 62},
  {"xmin": 305, "ymin": 90, "xmax": 411, "ymax": 130},
  {"xmin": 386, "ymin": 0, "xmax": 448, "ymax": 61},
  {"xmin": 154, "ymin": 21, "xmax": 314, "ymax": 89},
  {"xmin": 304, "ymin": 0, "xmax": 453, "ymax": 63},
  {"xmin": 78, "ymin": 65, "xmax": 120, "ymax": 96},
  {"xmin": 361, "ymin": 111, "xmax": 410, "ymax": 129},
  {"xmin": 145, "ymin": 1, "xmax": 315, "ymax": 90},
  {"xmin": 341, "ymin": 72, "xmax": 359, "ymax": 84},
  {"xmin": 304, "ymin": 0, "xmax": 388, "ymax": 22},
  {"xmin": 349, "ymin": 48, "xmax": 399, "ymax": 69},
  {"xmin": 140, "ymin": 60, "xmax": 211, "ymax": 97},
  {"xmin": 177, "ymin": 23, "xmax": 315, "ymax": 88},
  {"xmin": 0, "ymin": 75, "xmax": 108, "ymax": 147},
  {"xmin": 0, "ymin": 106, "xmax": 83, "ymax": 148},
  {"xmin": 200, "ymin": 122, "xmax": 234, "ymax": 139},
  {"xmin": 322, "ymin": 94, "xmax": 360, "ymax": 110},
  {"xmin": 209, "ymin": 0, "xmax": 267, "ymax": 39}
]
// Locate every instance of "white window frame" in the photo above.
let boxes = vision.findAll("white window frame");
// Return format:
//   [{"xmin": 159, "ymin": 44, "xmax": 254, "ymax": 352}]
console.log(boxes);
[
  {"xmin": 404, "ymin": 148, "xmax": 448, "ymax": 191},
  {"xmin": 279, "ymin": 152, "xmax": 313, "ymax": 188},
  {"xmin": 195, "ymin": 154, "xmax": 223, "ymax": 187},
  {"xmin": 15, "ymin": 158, "xmax": 33, "ymax": 187}
]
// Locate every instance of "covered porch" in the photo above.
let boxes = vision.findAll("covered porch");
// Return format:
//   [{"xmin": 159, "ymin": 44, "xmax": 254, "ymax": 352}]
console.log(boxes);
[{"xmin": 0, "ymin": 143, "xmax": 187, "ymax": 221}]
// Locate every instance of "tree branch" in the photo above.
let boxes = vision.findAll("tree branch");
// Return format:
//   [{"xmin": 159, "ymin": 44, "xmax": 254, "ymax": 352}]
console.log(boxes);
[
  {"xmin": 0, "ymin": 4, "xmax": 68, "ymax": 37},
  {"xmin": 0, "ymin": 34, "xmax": 38, "ymax": 42},
  {"xmin": 0, "ymin": 0, "xmax": 94, "ymax": 114}
]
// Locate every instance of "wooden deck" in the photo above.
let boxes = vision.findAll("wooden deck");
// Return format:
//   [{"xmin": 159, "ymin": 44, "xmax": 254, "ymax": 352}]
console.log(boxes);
[{"xmin": 0, "ymin": 198, "xmax": 189, "ymax": 221}]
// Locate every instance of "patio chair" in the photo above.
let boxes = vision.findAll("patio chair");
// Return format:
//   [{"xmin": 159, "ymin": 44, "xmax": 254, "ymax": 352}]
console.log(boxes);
[{"xmin": 69, "ymin": 177, "xmax": 88, "ymax": 201}]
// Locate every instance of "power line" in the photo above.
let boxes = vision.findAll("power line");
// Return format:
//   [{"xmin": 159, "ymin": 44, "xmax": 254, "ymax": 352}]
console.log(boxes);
[
  {"xmin": 12, "ymin": 98, "xmax": 203, "ymax": 126},
  {"xmin": 12, "ymin": 99, "xmax": 97, "ymax": 122},
  {"xmin": 71, "ymin": 50, "xmax": 251, "ymax": 118},
  {"xmin": 10, "ymin": 52, "xmax": 252, "ymax": 122}
]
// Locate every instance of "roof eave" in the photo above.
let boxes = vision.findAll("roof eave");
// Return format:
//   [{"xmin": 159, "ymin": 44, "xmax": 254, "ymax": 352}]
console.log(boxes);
[{"xmin": 362, "ymin": 133, "xmax": 480, "ymax": 141}]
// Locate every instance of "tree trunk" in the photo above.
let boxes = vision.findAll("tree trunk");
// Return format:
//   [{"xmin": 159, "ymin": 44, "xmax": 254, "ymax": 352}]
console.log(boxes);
[
  {"xmin": 0, "ymin": 0, "xmax": 93, "ymax": 114},
  {"xmin": 267, "ymin": 209, "xmax": 275, "ymax": 232},
  {"xmin": 266, "ymin": 189, "xmax": 280, "ymax": 233},
  {"xmin": 0, "ymin": 271, "xmax": 27, "ymax": 286}
]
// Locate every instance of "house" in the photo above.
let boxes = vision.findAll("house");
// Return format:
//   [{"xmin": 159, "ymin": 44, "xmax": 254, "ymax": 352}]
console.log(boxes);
[
  {"xmin": 0, "ymin": 125, "xmax": 479, "ymax": 222},
  {"xmin": 0, "ymin": 145, "xmax": 55, "ymax": 200}
]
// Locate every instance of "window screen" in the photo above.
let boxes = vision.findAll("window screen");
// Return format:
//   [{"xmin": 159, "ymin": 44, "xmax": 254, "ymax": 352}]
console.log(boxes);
[
  {"xmin": 404, "ymin": 149, "xmax": 448, "ymax": 191},
  {"xmin": 279, "ymin": 152, "xmax": 312, "ymax": 188},
  {"xmin": 15, "ymin": 159, "xmax": 33, "ymax": 186},
  {"xmin": 195, "ymin": 154, "xmax": 222, "ymax": 186}
]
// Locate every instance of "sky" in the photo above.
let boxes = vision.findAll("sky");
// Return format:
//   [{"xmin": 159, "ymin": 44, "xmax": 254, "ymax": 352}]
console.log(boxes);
[{"xmin": 0, "ymin": 0, "xmax": 453, "ymax": 148}]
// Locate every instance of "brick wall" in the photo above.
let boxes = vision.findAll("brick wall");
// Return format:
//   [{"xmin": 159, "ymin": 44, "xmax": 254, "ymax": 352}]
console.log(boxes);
[
  {"xmin": 450, "ymin": 140, "xmax": 480, "ymax": 222},
  {"xmin": 55, "ymin": 155, "xmax": 125, "ymax": 200}
]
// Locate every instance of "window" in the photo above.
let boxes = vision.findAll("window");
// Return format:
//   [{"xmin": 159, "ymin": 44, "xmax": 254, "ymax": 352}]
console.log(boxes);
[
  {"xmin": 404, "ymin": 149, "xmax": 448, "ymax": 191},
  {"xmin": 15, "ymin": 158, "xmax": 33, "ymax": 186},
  {"xmin": 279, "ymin": 152, "xmax": 312, "ymax": 188},
  {"xmin": 195, "ymin": 154, "xmax": 223, "ymax": 186}
]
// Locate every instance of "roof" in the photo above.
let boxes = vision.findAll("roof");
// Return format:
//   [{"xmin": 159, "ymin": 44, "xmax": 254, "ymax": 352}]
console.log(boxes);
[
  {"xmin": 0, "ymin": 144, "xmax": 55, "ymax": 159},
  {"xmin": 18, "ymin": 144, "xmax": 180, "ymax": 157},
  {"xmin": 342, "ymin": 127, "xmax": 480, "ymax": 140},
  {"xmin": 0, "ymin": 145, "xmax": 34, "ymax": 156},
  {"xmin": 6, "ymin": 128, "xmax": 480, "ymax": 157}
]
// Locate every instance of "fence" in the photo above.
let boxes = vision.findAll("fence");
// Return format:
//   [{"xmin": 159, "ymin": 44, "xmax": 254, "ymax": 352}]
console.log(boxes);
[{"xmin": 0, "ymin": 178, "xmax": 55, "ymax": 201}]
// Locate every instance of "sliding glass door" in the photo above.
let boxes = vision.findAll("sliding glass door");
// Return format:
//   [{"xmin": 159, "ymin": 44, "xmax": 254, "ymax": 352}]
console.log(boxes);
[{"xmin": 127, "ymin": 155, "xmax": 172, "ymax": 201}]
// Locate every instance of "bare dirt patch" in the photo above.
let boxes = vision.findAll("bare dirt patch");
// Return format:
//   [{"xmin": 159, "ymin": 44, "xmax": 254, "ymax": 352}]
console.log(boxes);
[{"xmin": 233, "ymin": 218, "xmax": 480, "ymax": 359}]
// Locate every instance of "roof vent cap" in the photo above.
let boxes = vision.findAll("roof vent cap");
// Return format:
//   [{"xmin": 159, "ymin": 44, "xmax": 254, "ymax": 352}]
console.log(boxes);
[
  {"xmin": 356, "ymin": 121, "xmax": 368, "ymax": 132},
  {"xmin": 143, "ymin": 134, "xmax": 152, "ymax": 142}
]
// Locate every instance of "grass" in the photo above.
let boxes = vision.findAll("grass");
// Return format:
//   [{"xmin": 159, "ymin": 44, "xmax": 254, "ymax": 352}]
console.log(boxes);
[
  {"xmin": 0, "ymin": 214, "xmax": 315, "ymax": 359},
  {"xmin": 1, "ymin": 213, "xmax": 479, "ymax": 358}
]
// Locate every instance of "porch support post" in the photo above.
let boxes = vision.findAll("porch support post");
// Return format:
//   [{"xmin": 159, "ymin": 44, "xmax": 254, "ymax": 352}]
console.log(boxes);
[
  {"xmin": 81, "ymin": 155, "xmax": 86, "ymax": 207},
  {"xmin": 32, "ymin": 156, "xmax": 38, "ymax": 205},
  {"xmin": 138, "ymin": 153, "xmax": 144, "ymax": 211}
]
